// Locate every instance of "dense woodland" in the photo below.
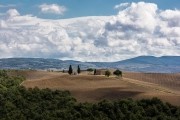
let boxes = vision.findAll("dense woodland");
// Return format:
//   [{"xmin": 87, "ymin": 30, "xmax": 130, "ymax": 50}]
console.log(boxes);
[{"xmin": 0, "ymin": 70, "xmax": 180, "ymax": 120}]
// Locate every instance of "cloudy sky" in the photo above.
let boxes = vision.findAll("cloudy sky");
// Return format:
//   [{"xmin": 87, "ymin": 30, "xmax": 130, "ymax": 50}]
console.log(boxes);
[{"xmin": 0, "ymin": 0, "xmax": 180, "ymax": 62}]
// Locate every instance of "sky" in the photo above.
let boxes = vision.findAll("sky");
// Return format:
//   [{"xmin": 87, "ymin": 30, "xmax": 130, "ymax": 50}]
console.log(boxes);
[{"xmin": 0, "ymin": 0, "xmax": 180, "ymax": 62}]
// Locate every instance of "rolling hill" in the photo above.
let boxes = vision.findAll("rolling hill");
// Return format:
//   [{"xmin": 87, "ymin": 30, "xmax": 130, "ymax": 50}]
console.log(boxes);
[
  {"xmin": 1, "ymin": 56, "xmax": 180, "ymax": 73},
  {"xmin": 7, "ymin": 70, "xmax": 180, "ymax": 106}
]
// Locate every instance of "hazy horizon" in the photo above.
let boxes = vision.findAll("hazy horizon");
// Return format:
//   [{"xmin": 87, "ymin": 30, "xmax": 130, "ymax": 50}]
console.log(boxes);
[{"xmin": 1, "ymin": 55, "xmax": 180, "ymax": 62}]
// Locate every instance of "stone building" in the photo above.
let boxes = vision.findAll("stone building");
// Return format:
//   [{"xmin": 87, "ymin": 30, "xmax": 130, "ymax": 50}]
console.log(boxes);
[
  {"xmin": 72, "ymin": 68, "xmax": 77, "ymax": 75},
  {"xmin": 95, "ymin": 70, "xmax": 106, "ymax": 75}
]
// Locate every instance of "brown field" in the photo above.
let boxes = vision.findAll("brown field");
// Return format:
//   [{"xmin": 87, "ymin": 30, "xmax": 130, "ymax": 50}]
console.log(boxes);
[
  {"xmin": 8, "ymin": 70, "xmax": 180, "ymax": 106},
  {"xmin": 123, "ymin": 71, "xmax": 180, "ymax": 91}
]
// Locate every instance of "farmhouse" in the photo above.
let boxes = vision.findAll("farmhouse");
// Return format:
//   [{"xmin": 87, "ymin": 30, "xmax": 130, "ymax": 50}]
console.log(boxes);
[
  {"xmin": 72, "ymin": 68, "xmax": 77, "ymax": 75},
  {"xmin": 96, "ymin": 70, "xmax": 106, "ymax": 75}
]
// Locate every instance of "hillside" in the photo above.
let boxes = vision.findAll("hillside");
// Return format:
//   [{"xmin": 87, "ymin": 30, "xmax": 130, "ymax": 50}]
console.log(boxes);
[
  {"xmin": 8, "ymin": 70, "xmax": 180, "ymax": 106},
  {"xmin": 111, "ymin": 56, "xmax": 180, "ymax": 73}
]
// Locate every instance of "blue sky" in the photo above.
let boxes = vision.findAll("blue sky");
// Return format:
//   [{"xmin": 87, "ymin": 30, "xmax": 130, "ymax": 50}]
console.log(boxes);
[
  {"xmin": 0, "ymin": 0, "xmax": 180, "ymax": 19},
  {"xmin": 0, "ymin": 1, "xmax": 180, "ymax": 61}
]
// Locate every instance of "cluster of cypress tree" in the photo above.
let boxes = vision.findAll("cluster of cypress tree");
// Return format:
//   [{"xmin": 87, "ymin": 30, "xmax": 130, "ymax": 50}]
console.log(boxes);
[{"xmin": 68, "ymin": 65, "xmax": 81, "ymax": 75}]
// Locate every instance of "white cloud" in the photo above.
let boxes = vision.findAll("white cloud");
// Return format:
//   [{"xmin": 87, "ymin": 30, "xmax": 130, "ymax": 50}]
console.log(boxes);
[
  {"xmin": 39, "ymin": 4, "xmax": 67, "ymax": 15},
  {"xmin": 160, "ymin": 9, "xmax": 180, "ymax": 29},
  {"xmin": 0, "ymin": 2, "xmax": 180, "ymax": 62},
  {"xmin": 109, "ymin": 2, "xmax": 158, "ymax": 33},
  {"xmin": 114, "ymin": 2, "xmax": 129, "ymax": 9},
  {"xmin": 0, "ymin": 20, "xmax": 9, "ymax": 28},
  {"xmin": 0, "ymin": 4, "xmax": 18, "ymax": 8},
  {"xmin": 6, "ymin": 9, "xmax": 20, "ymax": 17}
]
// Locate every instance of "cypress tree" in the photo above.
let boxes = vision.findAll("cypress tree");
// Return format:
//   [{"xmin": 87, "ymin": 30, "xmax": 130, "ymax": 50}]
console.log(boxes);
[
  {"xmin": 68, "ymin": 65, "xmax": 73, "ymax": 75},
  {"xmin": 77, "ymin": 65, "xmax": 81, "ymax": 74},
  {"xmin": 94, "ymin": 69, "xmax": 97, "ymax": 75}
]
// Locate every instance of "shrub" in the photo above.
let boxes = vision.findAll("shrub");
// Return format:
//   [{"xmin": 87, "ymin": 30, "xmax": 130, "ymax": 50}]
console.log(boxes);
[
  {"xmin": 105, "ymin": 70, "xmax": 111, "ymax": 77},
  {"xmin": 113, "ymin": 69, "xmax": 122, "ymax": 77}
]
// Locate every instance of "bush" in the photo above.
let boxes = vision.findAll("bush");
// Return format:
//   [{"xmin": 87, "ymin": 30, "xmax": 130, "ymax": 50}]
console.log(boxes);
[
  {"xmin": 87, "ymin": 68, "xmax": 93, "ymax": 72},
  {"xmin": 105, "ymin": 70, "xmax": 111, "ymax": 77},
  {"xmin": 113, "ymin": 69, "xmax": 122, "ymax": 77}
]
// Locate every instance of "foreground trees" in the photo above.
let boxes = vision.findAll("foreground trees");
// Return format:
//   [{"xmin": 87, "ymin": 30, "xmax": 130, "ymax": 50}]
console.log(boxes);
[{"xmin": 1, "ymin": 70, "xmax": 180, "ymax": 119}]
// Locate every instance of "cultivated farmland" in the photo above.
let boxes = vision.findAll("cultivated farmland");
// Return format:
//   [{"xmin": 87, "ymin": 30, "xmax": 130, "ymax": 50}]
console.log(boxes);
[
  {"xmin": 8, "ymin": 70, "xmax": 180, "ymax": 106},
  {"xmin": 123, "ymin": 71, "xmax": 180, "ymax": 91}
]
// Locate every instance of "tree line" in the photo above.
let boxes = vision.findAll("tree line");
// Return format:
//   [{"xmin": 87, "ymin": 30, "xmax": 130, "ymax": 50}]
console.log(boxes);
[{"xmin": 67, "ymin": 65, "xmax": 122, "ymax": 77}]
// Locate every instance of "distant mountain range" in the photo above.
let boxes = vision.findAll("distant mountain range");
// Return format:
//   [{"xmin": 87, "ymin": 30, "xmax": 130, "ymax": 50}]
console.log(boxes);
[
  {"xmin": 110, "ymin": 56, "xmax": 180, "ymax": 73},
  {"xmin": 0, "ymin": 56, "xmax": 180, "ymax": 73}
]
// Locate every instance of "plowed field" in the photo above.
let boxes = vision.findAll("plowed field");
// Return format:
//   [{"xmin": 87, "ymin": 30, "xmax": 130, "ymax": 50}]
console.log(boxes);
[
  {"xmin": 123, "ymin": 71, "xmax": 180, "ymax": 90},
  {"xmin": 8, "ymin": 70, "xmax": 180, "ymax": 105}
]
